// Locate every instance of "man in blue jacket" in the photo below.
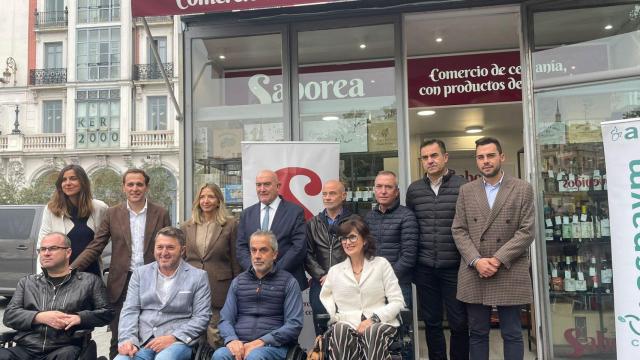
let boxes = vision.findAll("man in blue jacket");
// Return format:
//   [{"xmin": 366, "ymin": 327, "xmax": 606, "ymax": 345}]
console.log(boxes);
[
  {"xmin": 365, "ymin": 170, "xmax": 418, "ymax": 307},
  {"xmin": 214, "ymin": 230, "xmax": 304, "ymax": 360}
]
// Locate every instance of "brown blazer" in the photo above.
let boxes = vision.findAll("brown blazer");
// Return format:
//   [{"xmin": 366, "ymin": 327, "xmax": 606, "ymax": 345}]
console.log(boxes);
[
  {"xmin": 452, "ymin": 174, "xmax": 535, "ymax": 306},
  {"xmin": 181, "ymin": 217, "xmax": 241, "ymax": 310},
  {"xmin": 70, "ymin": 200, "xmax": 171, "ymax": 303}
]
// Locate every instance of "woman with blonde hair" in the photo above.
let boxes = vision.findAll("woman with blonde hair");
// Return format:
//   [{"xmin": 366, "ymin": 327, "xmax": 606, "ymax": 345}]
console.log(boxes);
[
  {"xmin": 181, "ymin": 183, "xmax": 241, "ymax": 348},
  {"xmin": 38, "ymin": 164, "xmax": 108, "ymax": 276}
]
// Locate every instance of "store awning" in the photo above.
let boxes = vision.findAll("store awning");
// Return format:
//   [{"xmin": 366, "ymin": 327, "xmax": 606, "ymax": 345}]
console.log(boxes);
[{"xmin": 132, "ymin": 0, "xmax": 356, "ymax": 17}]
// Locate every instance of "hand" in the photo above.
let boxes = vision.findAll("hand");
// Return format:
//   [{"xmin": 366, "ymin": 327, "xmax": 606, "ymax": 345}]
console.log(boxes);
[
  {"xmin": 118, "ymin": 341, "xmax": 138, "ymax": 356},
  {"xmin": 357, "ymin": 319, "xmax": 373, "ymax": 335},
  {"xmin": 145, "ymin": 335, "xmax": 176, "ymax": 352},
  {"xmin": 475, "ymin": 258, "xmax": 499, "ymax": 278},
  {"xmin": 319, "ymin": 275, "xmax": 327, "ymax": 286},
  {"xmin": 243, "ymin": 339, "xmax": 265, "ymax": 357},
  {"xmin": 226, "ymin": 340, "xmax": 244, "ymax": 360},
  {"xmin": 488, "ymin": 257, "xmax": 502, "ymax": 268},
  {"xmin": 61, "ymin": 314, "xmax": 81, "ymax": 331},
  {"xmin": 34, "ymin": 311, "xmax": 70, "ymax": 330}
]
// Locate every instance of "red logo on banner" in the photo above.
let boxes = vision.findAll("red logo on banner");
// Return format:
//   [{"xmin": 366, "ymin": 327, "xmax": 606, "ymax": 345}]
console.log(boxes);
[
  {"xmin": 276, "ymin": 167, "xmax": 322, "ymax": 220},
  {"xmin": 407, "ymin": 51, "xmax": 522, "ymax": 108}
]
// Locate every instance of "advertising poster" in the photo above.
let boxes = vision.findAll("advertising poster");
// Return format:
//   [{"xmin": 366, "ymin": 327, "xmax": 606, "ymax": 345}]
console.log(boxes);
[
  {"xmin": 601, "ymin": 118, "xmax": 640, "ymax": 359},
  {"xmin": 241, "ymin": 141, "xmax": 340, "ymax": 348}
]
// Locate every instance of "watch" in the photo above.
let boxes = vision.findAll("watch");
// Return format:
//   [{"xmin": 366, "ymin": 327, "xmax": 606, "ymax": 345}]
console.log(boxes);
[{"xmin": 370, "ymin": 314, "xmax": 381, "ymax": 323}]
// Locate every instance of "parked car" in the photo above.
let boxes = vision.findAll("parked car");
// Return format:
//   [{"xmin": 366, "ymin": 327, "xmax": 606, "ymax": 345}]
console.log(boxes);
[{"xmin": 0, "ymin": 205, "xmax": 111, "ymax": 298}]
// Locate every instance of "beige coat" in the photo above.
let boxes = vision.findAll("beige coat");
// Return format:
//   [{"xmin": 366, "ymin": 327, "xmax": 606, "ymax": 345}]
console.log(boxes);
[{"xmin": 452, "ymin": 174, "xmax": 535, "ymax": 306}]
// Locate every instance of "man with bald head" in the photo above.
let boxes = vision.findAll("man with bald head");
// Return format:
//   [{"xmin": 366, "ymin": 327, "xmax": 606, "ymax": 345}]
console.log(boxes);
[
  {"xmin": 237, "ymin": 170, "xmax": 308, "ymax": 291},
  {"xmin": 304, "ymin": 179, "xmax": 358, "ymax": 335}
]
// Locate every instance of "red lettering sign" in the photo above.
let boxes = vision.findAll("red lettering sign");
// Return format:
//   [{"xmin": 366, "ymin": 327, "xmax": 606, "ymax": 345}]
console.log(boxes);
[
  {"xmin": 407, "ymin": 51, "xmax": 522, "ymax": 107},
  {"xmin": 563, "ymin": 328, "xmax": 616, "ymax": 358},
  {"xmin": 132, "ymin": 0, "xmax": 355, "ymax": 17}
]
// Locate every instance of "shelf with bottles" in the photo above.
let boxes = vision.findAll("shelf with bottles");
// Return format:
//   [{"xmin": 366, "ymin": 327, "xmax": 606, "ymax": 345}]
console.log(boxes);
[
  {"xmin": 548, "ymin": 254, "xmax": 614, "ymax": 296},
  {"xmin": 543, "ymin": 199, "xmax": 610, "ymax": 245}
]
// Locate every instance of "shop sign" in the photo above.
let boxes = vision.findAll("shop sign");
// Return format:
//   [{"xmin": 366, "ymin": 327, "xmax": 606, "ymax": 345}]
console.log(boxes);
[
  {"xmin": 407, "ymin": 51, "xmax": 522, "ymax": 107},
  {"xmin": 224, "ymin": 61, "xmax": 394, "ymax": 105},
  {"xmin": 132, "ymin": 0, "xmax": 355, "ymax": 17},
  {"xmin": 601, "ymin": 117, "xmax": 640, "ymax": 359}
]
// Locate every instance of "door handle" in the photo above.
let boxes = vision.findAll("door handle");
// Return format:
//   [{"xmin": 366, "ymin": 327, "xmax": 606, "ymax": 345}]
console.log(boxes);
[{"xmin": 16, "ymin": 245, "xmax": 28, "ymax": 250}]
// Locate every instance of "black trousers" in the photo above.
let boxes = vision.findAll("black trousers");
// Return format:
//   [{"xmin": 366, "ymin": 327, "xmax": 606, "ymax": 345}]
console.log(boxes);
[
  {"xmin": 466, "ymin": 304, "xmax": 524, "ymax": 360},
  {"xmin": 0, "ymin": 345, "xmax": 80, "ymax": 360},
  {"xmin": 414, "ymin": 266, "xmax": 469, "ymax": 360}
]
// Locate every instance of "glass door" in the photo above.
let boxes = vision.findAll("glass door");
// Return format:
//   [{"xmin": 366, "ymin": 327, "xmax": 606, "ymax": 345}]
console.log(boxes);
[{"xmin": 528, "ymin": 2, "xmax": 640, "ymax": 358}]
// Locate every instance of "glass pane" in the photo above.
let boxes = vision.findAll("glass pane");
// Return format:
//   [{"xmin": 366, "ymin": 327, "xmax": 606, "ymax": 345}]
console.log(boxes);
[
  {"xmin": 298, "ymin": 24, "xmax": 396, "ymax": 216},
  {"xmin": 191, "ymin": 33, "xmax": 283, "ymax": 213},
  {"xmin": 531, "ymin": 4, "xmax": 640, "ymax": 359}
]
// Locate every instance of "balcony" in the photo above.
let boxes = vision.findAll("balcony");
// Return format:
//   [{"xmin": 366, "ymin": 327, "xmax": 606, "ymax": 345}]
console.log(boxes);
[
  {"xmin": 30, "ymin": 68, "xmax": 67, "ymax": 86},
  {"xmin": 24, "ymin": 134, "xmax": 66, "ymax": 151},
  {"xmin": 34, "ymin": 8, "xmax": 68, "ymax": 30},
  {"xmin": 133, "ymin": 63, "xmax": 174, "ymax": 81},
  {"xmin": 0, "ymin": 136, "xmax": 7, "ymax": 150},
  {"xmin": 130, "ymin": 130, "xmax": 174, "ymax": 148}
]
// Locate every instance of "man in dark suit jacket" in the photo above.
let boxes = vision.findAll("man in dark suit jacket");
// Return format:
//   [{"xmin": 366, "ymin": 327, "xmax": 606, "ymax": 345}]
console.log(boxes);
[
  {"xmin": 71, "ymin": 169, "xmax": 171, "ymax": 359},
  {"xmin": 237, "ymin": 169, "xmax": 307, "ymax": 290}
]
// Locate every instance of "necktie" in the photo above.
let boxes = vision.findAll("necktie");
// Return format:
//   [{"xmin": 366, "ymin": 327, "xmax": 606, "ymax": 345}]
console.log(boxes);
[{"xmin": 262, "ymin": 205, "xmax": 270, "ymax": 230}]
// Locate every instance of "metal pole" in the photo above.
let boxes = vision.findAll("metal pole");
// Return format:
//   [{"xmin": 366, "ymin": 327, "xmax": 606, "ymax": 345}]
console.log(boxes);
[
  {"xmin": 142, "ymin": 17, "xmax": 183, "ymax": 121},
  {"xmin": 12, "ymin": 105, "xmax": 21, "ymax": 134}
]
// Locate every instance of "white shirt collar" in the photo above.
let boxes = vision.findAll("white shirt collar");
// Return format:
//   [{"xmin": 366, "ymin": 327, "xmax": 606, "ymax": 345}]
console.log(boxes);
[
  {"xmin": 127, "ymin": 198, "xmax": 148, "ymax": 215},
  {"xmin": 261, "ymin": 196, "xmax": 281, "ymax": 210},
  {"xmin": 483, "ymin": 171, "xmax": 505, "ymax": 188}
]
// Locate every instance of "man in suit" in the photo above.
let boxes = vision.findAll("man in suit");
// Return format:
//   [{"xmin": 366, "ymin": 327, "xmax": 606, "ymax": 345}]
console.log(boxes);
[
  {"xmin": 115, "ymin": 227, "xmax": 211, "ymax": 360},
  {"xmin": 214, "ymin": 230, "xmax": 304, "ymax": 360},
  {"xmin": 452, "ymin": 137, "xmax": 535, "ymax": 360},
  {"xmin": 237, "ymin": 169, "xmax": 307, "ymax": 290},
  {"xmin": 71, "ymin": 168, "xmax": 172, "ymax": 359}
]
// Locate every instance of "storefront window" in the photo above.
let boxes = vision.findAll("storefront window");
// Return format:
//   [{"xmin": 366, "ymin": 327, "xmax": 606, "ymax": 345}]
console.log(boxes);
[
  {"xmin": 531, "ymin": 3, "xmax": 640, "ymax": 358},
  {"xmin": 298, "ymin": 24, "xmax": 397, "ymax": 215},
  {"xmin": 191, "ymin": 33, "xmax": 284, "ymax": 213}
]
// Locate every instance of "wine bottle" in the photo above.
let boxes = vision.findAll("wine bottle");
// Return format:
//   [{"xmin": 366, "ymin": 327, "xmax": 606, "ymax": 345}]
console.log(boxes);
[
  {"xmin": 564, "ymin": 256, "xmax": 576, "ymax": 292},
  {"xmin": 600, "ymin": 258, "xmax": 613, "ymax": 294},
  {"xmin": 550, "ymin": 257, "xmax": 563, "ymax": 291},
  {"xmin": 592, "ymin": 169, "xmax": 603, "ymax": 191},
  {"xmin": 589, "ymin": 256, "xmax": 599, "ymax": 291},
  {"xmin": 580, "ymin": 205, "xmax": 594, "ymax": 241},
  {"xmin": 575, "ymin": 256, "xmax": 587, "ymax": 292}
]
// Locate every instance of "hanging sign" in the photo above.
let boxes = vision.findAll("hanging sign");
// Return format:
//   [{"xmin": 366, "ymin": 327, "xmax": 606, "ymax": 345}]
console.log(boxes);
[
  {"xmin": 132, "ymin": 0, "xmax": 354, "ymax": 17},
  {"xmin": 601, "ymin": 117, "xmax": 640, "ymax": 359},
  {"xmin": 407, "ymin": 50, "xmax": 522, "ymax": 107}
]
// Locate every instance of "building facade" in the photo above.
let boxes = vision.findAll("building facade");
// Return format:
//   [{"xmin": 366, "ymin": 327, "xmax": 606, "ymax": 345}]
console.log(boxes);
[{"xmin": 0, "ymin": 0, "xmax": 180, "ymax": 221}]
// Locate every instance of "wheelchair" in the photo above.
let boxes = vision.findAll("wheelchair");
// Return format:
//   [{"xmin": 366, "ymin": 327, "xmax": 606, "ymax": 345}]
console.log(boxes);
[
  {"xmin": 315, "ymin": 308, "xmax": 414, "ymax": 360},
  {"xmin": 0, "ymin": 329, "xmax": 106, "ymax": 360},
  {"xmin": 192, "ymin": 339, "xmax": 306, "ymax": 360}
]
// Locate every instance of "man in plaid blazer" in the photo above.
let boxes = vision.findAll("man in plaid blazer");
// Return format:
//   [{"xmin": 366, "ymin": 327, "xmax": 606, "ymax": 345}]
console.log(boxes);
[{"xmin": 452, "ymin": 137, "xmax": 535, "ymax": 360}]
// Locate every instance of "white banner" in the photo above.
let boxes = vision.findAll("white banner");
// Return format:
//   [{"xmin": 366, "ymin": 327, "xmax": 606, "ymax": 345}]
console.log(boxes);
[
  {"xmin": 601, "ymin": 118, "xmax": 640, "ymax": 358},
  {"xmin": 241, "ymin": 141, "xmax": 340, "ymax": 348}
]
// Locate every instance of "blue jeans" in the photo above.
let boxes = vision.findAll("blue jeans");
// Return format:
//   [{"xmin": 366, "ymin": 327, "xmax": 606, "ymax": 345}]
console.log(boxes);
[
  {"xmin": 212, "ymin": 345, "xmax": 289, "ymax": 360},
  {"xmin": 114, "ymin": 343, "xmax": 192, "ymax": 360}
]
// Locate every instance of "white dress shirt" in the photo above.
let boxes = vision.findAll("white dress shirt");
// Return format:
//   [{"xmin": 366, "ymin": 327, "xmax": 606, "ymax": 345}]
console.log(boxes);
[
  {"xmin": 128, "ymin": 199, "xmax": 148, "ymax": 271},
  {"xmin": 260, "ymin": 196, "xmax": 281, "ymax": 231}
]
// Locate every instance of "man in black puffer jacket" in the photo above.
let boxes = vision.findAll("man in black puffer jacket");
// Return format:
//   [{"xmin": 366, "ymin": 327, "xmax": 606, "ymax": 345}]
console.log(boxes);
[
  {"xmin": 304, "ymin": 179, "xmax": 357, "ymax": 335},
  {"xmin": 406, "ymin": 139, "xmax": 468, "ymax": 360},
  {"xmin": 365, "ymin": 171, "xmax": 418, "ymax": 307},
  {"xmin": 1, "ymin": 232, "xmax": 113, "ymax": 360}
]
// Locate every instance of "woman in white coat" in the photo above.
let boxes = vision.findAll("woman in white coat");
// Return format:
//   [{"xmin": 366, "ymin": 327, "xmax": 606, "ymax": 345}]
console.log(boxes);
[
  {"xmin": 38, "ymin": 164, "xmax": 108, "ymax": 276},
  {"xmin": 320, "ymin": 217, "xmax": 405, "ymax": 360}
]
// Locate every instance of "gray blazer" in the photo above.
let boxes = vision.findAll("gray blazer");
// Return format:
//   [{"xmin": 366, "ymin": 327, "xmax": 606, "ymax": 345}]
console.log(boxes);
[{"xmin": 117, "ymin": 260, "xmax": 212, "ymax": 347}]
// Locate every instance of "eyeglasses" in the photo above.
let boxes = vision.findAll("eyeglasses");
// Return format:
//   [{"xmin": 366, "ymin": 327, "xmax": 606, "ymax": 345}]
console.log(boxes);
[
  {"xmin": 36, "ymin": 246, "xmax": 69, "ymax": 254},
  {"xmin": 339, "ymin": 234, "xmax": 359, "ymax": 243}
]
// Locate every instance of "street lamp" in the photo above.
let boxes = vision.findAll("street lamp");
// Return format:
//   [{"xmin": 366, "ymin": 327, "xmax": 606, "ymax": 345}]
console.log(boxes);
[
  {"xmin": 12, "ymin": 105, "xmax": 21, "ymax": 134},
  {"xmin": 0, "ymin": 57, "xmax": 17, "ymax": 85}
]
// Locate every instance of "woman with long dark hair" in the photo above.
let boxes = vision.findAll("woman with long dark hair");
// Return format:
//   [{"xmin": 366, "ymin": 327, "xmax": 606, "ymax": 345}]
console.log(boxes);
[
  {"xmin": 181, "ymin": 183, "xmax": 241, "ymax": 348},
  {"xmin": 38, "ymin": 164, "xmax": 108, "ymax": 276},
  {"xmin": 320, "ymin": 217, "xmax": 405, "ymax": 360}
]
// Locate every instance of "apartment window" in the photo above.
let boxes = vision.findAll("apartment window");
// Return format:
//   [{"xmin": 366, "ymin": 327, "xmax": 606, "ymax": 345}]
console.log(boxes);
[
  {"xmin": 43, "ymin": 100, "xmax": 63, "ymax": 133},
  {"xmin": 46, "ymin": 0, "xmax": 64, "ymax": 12},
  {"xmin": 149, "ymin": 37, "xmax": 167, "ymax": 65},
  {"xmin": 76, "ymin": 89, "xmax": 120, "ymax": 148},
  {"xmin": 44, "ymin": 42, "xmax": 63, "ymax": 69},
  {"xmin": 77, "ymin": 27, "xmax": 120, "ymax": 81},
  {"xmin": 147, "ymin": 96, "xmax": 167, "ymax": 130},
  {"xmin": 77, "ymin": 0, "xmax": 120, "ymax": 23}
]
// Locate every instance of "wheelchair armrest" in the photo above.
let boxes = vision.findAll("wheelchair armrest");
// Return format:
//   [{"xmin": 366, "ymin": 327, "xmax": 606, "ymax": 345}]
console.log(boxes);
[
  {"xmin": 399, "ymin": 308, "xmax": 412, "ymax": 325},
  {"xmin": 315, "ymin": 314, "xmax": 331, "ymax": 334},
  {"xmin": 0, "ymin": 330, "xmax": 18, "ymax": 342}
]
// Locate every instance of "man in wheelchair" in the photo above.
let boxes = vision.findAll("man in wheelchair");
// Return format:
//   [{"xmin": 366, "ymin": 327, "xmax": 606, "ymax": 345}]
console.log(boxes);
[
  {"xmin": 213, "ymin": 231, "xmax": 303, "ymax": 360},
  {"xmin": 1, "ymin": 232, "xmax": 114, "ymax": 360}
]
